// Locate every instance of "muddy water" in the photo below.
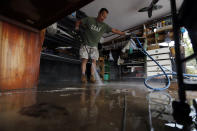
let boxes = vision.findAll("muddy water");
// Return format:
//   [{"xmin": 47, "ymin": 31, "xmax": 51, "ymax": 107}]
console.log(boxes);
[{"xmin": 0, "ymin": 81, "xmax": 195, "ymax": 131}]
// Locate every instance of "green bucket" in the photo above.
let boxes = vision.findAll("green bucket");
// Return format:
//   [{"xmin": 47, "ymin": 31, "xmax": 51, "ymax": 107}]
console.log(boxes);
[{"xmin": 104, "ymin": 74, "xmax": 109, "ymax": 80}]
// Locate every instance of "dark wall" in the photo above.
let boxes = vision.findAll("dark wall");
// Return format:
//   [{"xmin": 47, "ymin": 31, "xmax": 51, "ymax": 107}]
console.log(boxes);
[{"xmin": 38, "ymin": 57, "xmax": 81, "ymax": 86}]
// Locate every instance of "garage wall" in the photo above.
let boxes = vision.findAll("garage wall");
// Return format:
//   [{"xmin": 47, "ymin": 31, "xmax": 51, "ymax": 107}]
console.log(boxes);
[
  {"xmin": 0, "ymin": 21, "xmax": 45, "ymax": 90},
  {"xmin": 38, "ymin": 57, "xmax": 82, "ymax": 87}
]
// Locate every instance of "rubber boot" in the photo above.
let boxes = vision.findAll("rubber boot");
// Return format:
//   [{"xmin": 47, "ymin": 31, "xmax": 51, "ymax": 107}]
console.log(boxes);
[
  {"xmin": 81, "ymin": 74, "xmax": 87, "ymax": 83},
  {"xmin": 90, "ymin": 75, "xmax": 96, "ymax": 83}
]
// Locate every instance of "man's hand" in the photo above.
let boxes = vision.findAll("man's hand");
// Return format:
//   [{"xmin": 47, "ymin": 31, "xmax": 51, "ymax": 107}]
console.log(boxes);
[
  {"xmin": 75, "ymin": 20, "xmax": 81, "ymax": 31},
  {"xmin": 112, "ymin": 28, "xmax": 127, "ymax": 35},
  {"xmin": 125, "ymin": 32, "xmax": 131, "ymax": 36},
  {"xmin": 74, "ymin": 26, "xmax": 80, "ymax": 35},
  {"xmin": 75, "ymin": 26, "xmax": 79, "ymax": 31}
]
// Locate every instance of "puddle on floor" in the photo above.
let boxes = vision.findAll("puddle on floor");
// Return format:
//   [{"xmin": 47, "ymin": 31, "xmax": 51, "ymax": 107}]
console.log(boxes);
[{"xmin": 0, "ymin": 81, "xmax": 196, "ymax": 131}]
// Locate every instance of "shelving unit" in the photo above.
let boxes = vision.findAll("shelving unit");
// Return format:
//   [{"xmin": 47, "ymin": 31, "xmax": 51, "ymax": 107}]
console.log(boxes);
[
  {"xmin": 98, "ymin": 57, "xmax": 119, "ymax": 81},
  {"xmin": 121, "ymin": 49, "xmax": 146, "ymax": 78},
  {"xmin": 101, "ymin": 16, "xmax": 175, "ymax": 80},
  {"xmin": 104, "ymin": 60, "xmax": 110, "ymax": 80},
  {"xmin": 141, "ymin": 17, "xmax": 175, "ymax": 79},
  {"xmin": 146, "ymin": 47, "xmax": 173, "ymax": 78},
  {"xmin": 98, "ymin": 57, "xmax": 105, "ymax": 80},
  {"xmin": 43, "ymin": 10, "xmax": 87, "ymax": 61},
  {"xmin": 144, "ymin": 17, "xmax": 174, "ymax": 46}
]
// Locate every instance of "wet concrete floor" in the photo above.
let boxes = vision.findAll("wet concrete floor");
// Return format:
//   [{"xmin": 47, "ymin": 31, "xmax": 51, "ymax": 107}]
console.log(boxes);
[{"xmin": 0, "ymin": 81, "xmax": 197, "ymax": 131}]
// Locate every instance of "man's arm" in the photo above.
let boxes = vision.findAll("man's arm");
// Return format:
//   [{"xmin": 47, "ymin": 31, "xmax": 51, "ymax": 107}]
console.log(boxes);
[
  {"xmin": 75, "ymin": 20, "xmax": 82, "ymax": 30},
  {"xmin": 111, "ymin": 28, "xmax": 131, "ymax": 36},
  {"xmin": 112, "ymin": 28, "xmax": 126, "ymax": 35}
]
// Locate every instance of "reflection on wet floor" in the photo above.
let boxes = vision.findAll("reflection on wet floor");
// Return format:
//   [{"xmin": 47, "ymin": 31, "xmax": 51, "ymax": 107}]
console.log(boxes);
[{"xmin": 0, "ymin": 81, "xmax": 197, "ymax": 131}]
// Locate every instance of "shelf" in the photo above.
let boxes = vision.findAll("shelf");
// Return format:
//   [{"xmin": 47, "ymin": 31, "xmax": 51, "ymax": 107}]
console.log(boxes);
[
  {"xmin": 122, "ymin": 63, "xmax": 144, "ymax": 66},
  {"xmin": 131, "ymin": 37, "xmax": 146, "ymax": 39},
  {"xmin": 126, "ymin": 66, "xmax": 144, "ymax": 67},
  {"xmin": 156, "ymin": 25, "xmax": 173, "ymax": 33},
  {"xmin": 146, "ymin": 32, "xmax": 155, "ymax": 37},
  {"xmin": 146, "ymin": 25, "xmax": 173, "ymax": 37},
  {"xmin": 122, "ymin": 77, "xmax": 145, "ymax": 79},
  {"xmin": 122, "ymin": 61, "xmax": 145, "ymax": 65}
]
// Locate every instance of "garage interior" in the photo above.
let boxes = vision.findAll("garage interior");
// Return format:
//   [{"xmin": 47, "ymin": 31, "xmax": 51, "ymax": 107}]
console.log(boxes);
[{"xmin": 0, "ymin": 0, "xmax": 197, "ymax": 130}]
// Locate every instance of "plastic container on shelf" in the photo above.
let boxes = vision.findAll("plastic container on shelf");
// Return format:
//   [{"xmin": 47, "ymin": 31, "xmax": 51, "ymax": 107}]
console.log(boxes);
[{"xmin": 104, "ymin": 73, "xmax": 109, "ymax": 80}]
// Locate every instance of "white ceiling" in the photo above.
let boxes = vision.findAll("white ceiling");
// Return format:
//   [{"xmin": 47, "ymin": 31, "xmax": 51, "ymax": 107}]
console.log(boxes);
[{"xmin": 80, "ymin": 0, "xmax": 183, "ymax": 42}]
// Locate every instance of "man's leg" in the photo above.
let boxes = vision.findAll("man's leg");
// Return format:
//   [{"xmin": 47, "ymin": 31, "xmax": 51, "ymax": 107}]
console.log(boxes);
[
  {"xmin": 89, "ymin": 47, "xmax": 99, "ymax": 83},
  {"xmin": 81, "ymin": 58, "xmax": 88, "ymax": 83},
  {"xmin": 79, "ymin": 44, "xmax": 89, "ymax": 83},
  {"xmin": 81, "ymin": 58, "xmax": 88, "ymax": 75},
  {"xmin": 90, "ymin": 59, "xmax": 96, "ymax": 83},
  {"xmin": 91, "ymin": 59, "xmax": 97, "ymax": 76}
]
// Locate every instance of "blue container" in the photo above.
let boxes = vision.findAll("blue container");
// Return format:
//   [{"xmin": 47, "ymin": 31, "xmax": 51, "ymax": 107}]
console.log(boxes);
[{"xmin": 104, "ymin": 74, "xmax": 109, "ymax": 81}]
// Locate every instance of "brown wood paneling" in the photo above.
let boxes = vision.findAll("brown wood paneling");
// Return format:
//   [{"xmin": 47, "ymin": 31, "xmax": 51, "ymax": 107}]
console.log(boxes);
[{"xmin": 0, "ymin": 21, "xmax": 45, "ymax": 90}]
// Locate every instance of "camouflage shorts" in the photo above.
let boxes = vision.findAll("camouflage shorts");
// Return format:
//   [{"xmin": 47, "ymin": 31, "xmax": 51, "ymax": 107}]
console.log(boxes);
[{"xmin": 79, "ymin": 45, "xmax": 99, "ymax": 60}]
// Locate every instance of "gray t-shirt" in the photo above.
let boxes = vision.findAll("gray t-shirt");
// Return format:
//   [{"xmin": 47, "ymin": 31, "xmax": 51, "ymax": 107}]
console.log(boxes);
[{"xmin": 81, "ymin": 17, "xmax": 112, "ymax": 47}]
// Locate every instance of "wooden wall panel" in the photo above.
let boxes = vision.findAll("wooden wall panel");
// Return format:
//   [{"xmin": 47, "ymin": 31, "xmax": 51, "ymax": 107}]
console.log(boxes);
[{"xmin": 0, "ymin": 21, "xmax": 45, "ymax": 90}]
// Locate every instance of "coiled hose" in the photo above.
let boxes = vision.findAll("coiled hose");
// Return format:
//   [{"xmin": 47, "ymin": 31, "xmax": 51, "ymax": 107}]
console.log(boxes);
[{"xmin": 134, "ymin": 36, "xmax": 197, "ymax": 91}]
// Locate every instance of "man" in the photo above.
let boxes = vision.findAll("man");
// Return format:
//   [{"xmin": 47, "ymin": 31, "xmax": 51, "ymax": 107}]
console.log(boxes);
[{"xmin": 75, "ymin": 8, "xmax": 130, "ymax": 83}]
